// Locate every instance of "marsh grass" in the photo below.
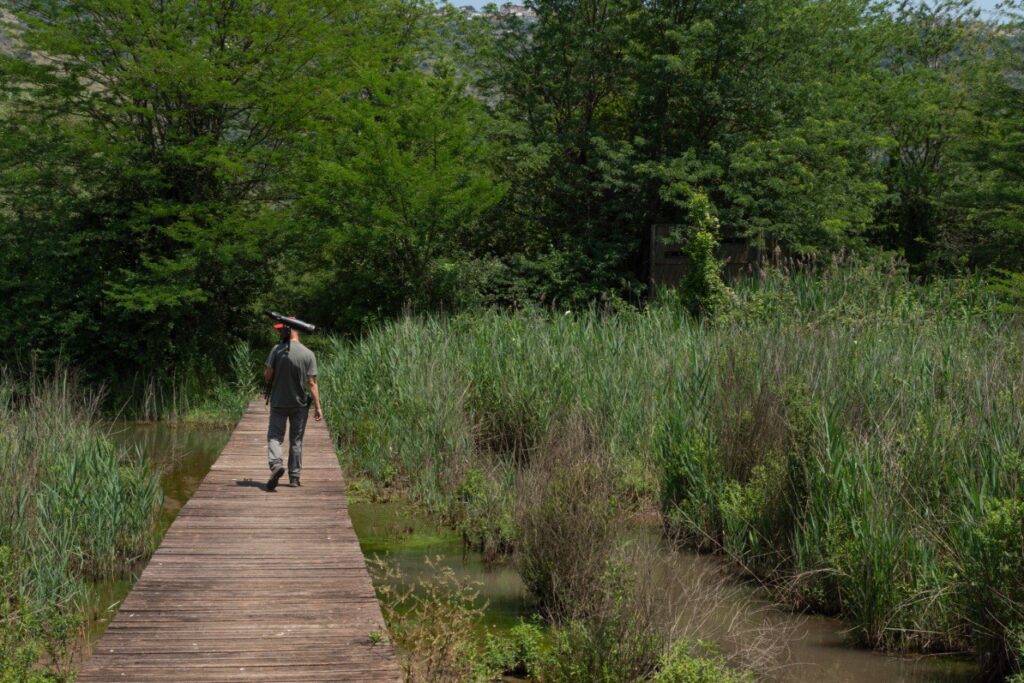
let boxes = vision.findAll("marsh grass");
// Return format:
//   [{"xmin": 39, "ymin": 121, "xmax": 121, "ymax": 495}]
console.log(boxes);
[
  {"xmin": 370, "ymin": 549, "xmax": 780, "ymax": 683},
  {"xmin": 0, "ymin": 369, "xmax": 163, "ymax": 678},
  {"xmin": 320, "ymin": 261, "xmax": 1023, "ymax": 677},
  {"xmin": 514, "ymin": 415, "xmax": 622, "ymax": 620},
  {"xmin": 370, "ymin": 556, "xmax": 490, "ymax": 682},
  {"xmin": 539, "ymin": 537, "xmax": 786, "ymax": 683},
  {"xmin": 108, "ymin": 340, "xmax": 259, "ymax": 425}
]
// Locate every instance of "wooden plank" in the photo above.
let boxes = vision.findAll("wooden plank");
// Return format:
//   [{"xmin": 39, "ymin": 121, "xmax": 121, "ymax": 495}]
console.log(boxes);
[{"xmin": 77, "ymin": 400, "xmax": 401, "ymax": 682}]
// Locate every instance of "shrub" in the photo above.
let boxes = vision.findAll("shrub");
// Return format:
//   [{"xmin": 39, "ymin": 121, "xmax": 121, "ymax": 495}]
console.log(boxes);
[
  {"xmin": 652, "ymin": 643, "xmax": 755, "ymax": 683},
  {"xmin": 0, "ymin": 547, "xmax": 46, "ymax": 683},
  {"xmin": 480, "ymin": 620, "xmax": 545, "ymax": 678},
  {"xmin": 674, "ymin": 193, "xmax": 729, "ymax": 317},
  {"xmin": 0, "ymin": 547, "xmax": 74, "ymax": 683},
  {"xmin": 540, "ymin": 578, "xmax": 665, "ymax": 683},
  {"xmin": 514, "ymin": 416, "xmax": 621, "ymax": 619},
  {"xmin": 533, "ymin": 537, "xmax": 783, "ymax": 683},
  {"xmin": 658, "ymin": 428, "xmax": 724, "ymax": 552},
  {"xmin": 960, "ymin": 497, "xmax": 1024, "ymax": 678},
  {"xmin": 370, "ymin": 557, "xmax": 489, "ymax": 682},
  {"xmin": 718, "ymin": 454, "xmax": 790, "ymax": 572},
  {"xmin": 453, "ymin": 467, "xmax": 514, "ymax": 562}
]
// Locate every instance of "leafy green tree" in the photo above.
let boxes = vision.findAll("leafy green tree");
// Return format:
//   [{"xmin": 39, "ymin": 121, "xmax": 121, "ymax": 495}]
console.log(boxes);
[
  {"xmin": 277, "ymin": 11, "xmax": 506, "ymax": 331},
  {"xmin": 863, "ymin": 0, "xmax": 991, "ymax": 270},
  {"xmin": 950, "ymin": 0, "xmax": 1024, "ymax": 270},
  {"xmin": 0, "ymin": 0, "xmax": 376, "ymax": 379},
  {"xmin": 628, "ymin": 0, "xmax": 888, "ymax": 254},
  {"xmin": 0, "ymin": 0, "xmax": 498, "ymax": 383},
  {"xmin": 474, "ymin": 0, "xmax": 644, "ymax": 305},
  {"xmin": 476, "ymin": 0, "xmax": 903, "ymax": 302}
]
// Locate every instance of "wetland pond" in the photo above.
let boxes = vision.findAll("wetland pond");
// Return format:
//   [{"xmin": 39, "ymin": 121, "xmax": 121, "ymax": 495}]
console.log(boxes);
[
  {"xmin": 350, "ymin": 501, "xmax": 977, "ymax": 683},
  {"xmin": 86, "ymin": 421, "xmax": 978, "ymax": 683}
]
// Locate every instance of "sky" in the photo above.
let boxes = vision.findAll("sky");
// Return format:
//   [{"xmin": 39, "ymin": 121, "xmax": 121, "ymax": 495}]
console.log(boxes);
[{"xmin": 974, "ymin": 0, "xmax": 1009, "ymax": 14}]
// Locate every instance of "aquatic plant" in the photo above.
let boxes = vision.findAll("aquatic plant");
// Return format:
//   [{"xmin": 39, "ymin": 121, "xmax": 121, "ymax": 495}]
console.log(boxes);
[
  {"xmin": 0, "ymin": 370, "xmax": 163, "ymax": 676},
  {"xmin": 106, "ymin": 340, "xmax": 258, "ymax": 425},
  {"xmin": 320, "ymin": 261, "xmax": 1023, "ymax": 677},
  {"xmin": 369, "ymin": 556, "xmax": 493, "ymax": 682}
]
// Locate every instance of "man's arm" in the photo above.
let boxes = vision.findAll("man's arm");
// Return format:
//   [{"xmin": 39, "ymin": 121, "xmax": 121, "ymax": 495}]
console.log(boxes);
[
  {"xmin": 264, "ymin": 347, "xmax": 276, "ymax": 383},
  {"xmin": 308, "ymin": 375, "xmax": 322, "ymax": 421}
]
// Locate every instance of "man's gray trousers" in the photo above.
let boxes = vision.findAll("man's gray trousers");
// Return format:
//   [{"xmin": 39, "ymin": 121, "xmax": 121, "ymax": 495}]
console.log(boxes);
[{"xmin": 267, "ymin": 405, "xmax": 309, "ymax": 478}]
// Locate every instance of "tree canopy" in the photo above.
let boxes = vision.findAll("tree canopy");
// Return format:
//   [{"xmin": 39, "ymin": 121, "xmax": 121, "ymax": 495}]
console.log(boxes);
[{"xmin": 0, "ymin": 0, "xmax": 1022, "ymax": 383}]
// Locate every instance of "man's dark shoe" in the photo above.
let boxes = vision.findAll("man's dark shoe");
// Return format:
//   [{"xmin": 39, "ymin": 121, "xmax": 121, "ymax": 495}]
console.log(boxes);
[
  {"xmin": 267, "ymin": 465, "xmax": 285, "ymax": 491},
  {"xmin": 290, "ymin": 476, "xmax": 301, "ymax": 487}
]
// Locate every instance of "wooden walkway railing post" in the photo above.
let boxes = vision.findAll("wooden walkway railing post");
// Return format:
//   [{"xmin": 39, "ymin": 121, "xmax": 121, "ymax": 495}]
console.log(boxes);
[{"xmin": 78, "ymin": 400, "xmax": 401, "ymax": 682}]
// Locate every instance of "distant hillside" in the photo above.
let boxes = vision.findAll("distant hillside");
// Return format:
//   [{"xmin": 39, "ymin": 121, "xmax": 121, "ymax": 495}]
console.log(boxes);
[{"xmin": 0, "ymin": 10, "xmax": 20, "ymax": 55}]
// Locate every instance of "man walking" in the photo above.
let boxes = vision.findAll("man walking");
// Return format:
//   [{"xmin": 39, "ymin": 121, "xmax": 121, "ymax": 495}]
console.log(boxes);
[{"xmin": 263, "ymin": 319, "xmax": 322, "ymax": 491}]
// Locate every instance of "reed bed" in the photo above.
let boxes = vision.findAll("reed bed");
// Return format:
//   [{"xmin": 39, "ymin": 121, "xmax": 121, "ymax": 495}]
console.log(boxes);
[
  {"xmin": 0, "ymin": 370, "xmax": 163, "ymax": 677},
  {"xmin": 320, "ymin": 262, "xmax": 1024, "ymax": 678},
  {"xmin": 106, "ymin": 341, "xmax": 259, "ymax": 425}
]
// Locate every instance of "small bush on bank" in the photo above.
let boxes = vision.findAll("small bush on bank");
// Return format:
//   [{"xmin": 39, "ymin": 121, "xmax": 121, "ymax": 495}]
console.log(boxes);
[
  {"xmin": 371, "ymin": 557, "xmax": 551, "ymax": 682},
  {"xmin": 453, "ymin": 467, "xmax": 515, "ymax": 562},
  {"xmin": 0, "ymin": 546, "xmax": 58, "ymax": 683},
  {"xmin": 514, "ymin": 416, "xmax": 622, "ymax": 619},
  {"xmin": 370, "ymin": 557, "xmax": 487, "ymax": 682},
  {"xmin": 537, "ymin": 555, "xmax": 669, "ymax": 682},
  {"xmin": 480, "ymin": 620, "xmax": 545, "ymax": 678},
  {"xmin": 960, "ymin": 497, "xmax": 1024, "ymax": 678},
  {"xmin": 652, "ymin": 643, "xmax": 754, "ymax": 683}
]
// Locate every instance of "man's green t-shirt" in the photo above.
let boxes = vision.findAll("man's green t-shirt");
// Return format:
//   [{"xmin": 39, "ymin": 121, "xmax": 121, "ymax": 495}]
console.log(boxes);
[{"xmin": 265, "ymin": 340, "xmax": 317, "ymax": 409}]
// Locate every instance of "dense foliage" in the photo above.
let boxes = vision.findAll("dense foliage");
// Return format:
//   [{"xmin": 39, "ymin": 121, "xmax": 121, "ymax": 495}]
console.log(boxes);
[
  {"xmin": 0, "ymin": 0, "xmax": 500, "ymax": 389},
  {"xmin": 319, "ymin": 264, "xmax": 1024, "ymax": 678},
  {"xmin": 474, "ymin": 0, "xmax": 1024, "ymax": 297},
  {"xmin": 0, "ymin": 373, "xmax": 163, "ymax": 679},
  {"xmin": 1, "ymin": 0, "xmax": 1023, "ymax": 386}
]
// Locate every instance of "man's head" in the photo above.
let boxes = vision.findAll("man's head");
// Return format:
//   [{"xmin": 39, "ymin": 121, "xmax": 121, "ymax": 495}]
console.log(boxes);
[{"xmin": 273, "ymin": 323, "xmax": 299, "ymax": 341}]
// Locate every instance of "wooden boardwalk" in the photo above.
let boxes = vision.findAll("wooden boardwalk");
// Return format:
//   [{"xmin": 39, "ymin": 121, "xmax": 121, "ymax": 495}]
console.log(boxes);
[{"xmin": 78, "ymin": 400, "xmax": 401, "ymax": 682}]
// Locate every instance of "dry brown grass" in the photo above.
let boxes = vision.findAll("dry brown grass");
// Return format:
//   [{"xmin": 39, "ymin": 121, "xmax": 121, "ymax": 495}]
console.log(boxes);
[
  {"xmin": 622, "ymin": 538, "xmax": 795, "ymax": 678},
  {"xmin": 514, "ymin": 415, "xmax": 792, "ymax": 681},
  {"xmin": 513, "ymin": 414, "xmax": 622, "ymax": 621}
]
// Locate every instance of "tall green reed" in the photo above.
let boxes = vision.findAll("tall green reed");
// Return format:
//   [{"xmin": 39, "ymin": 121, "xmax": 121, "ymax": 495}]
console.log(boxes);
[
  {"xmin": 318, "ymin": 261, "xmax": 1023, "ymax": 677},
  {"xmin": 107, "ymin": 340, "xmax": 258, "ymax": 424},
  {"xmin": 0, "ymin": 369, "xmax": 163, "ymax": 618}
]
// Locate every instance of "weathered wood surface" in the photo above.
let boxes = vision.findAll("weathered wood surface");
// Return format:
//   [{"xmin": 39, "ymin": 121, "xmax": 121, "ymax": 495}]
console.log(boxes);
[{"xmin": 78, "ymin": 400, "xmax": 401, "ymax": 682}]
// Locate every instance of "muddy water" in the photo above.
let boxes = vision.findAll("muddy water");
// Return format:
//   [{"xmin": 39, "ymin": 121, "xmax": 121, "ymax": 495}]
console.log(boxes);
[
  {"xmin": 657, "ymin": 550, "xmax": 977, "ymax": 683},
  {"xmin": 349, "ymin": 500, "xmax": 535, "ymax": 633},
  {"xmin": 351, "ymin": 502, "xmax": 978, "ymax": 683},
  {"xmin": 107, "ymin": 421, "xmax": 234, "ymax": 532},
  {"xmin": 782, "ymin": 614, "xmax": 975, "ymax": 682}
]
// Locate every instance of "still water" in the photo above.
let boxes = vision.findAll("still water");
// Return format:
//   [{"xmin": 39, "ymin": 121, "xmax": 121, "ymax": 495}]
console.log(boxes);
[
  {"xmin": 349, "ymin": 501, "xmax": 978, "ymax": 683},
  {"xmin": 89, "ymin": 421, "xmax": 978, "ymax": 682}
]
